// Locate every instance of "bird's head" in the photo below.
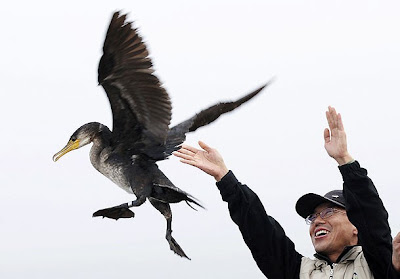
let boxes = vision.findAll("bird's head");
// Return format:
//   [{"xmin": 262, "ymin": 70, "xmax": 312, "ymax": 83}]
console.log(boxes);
[{"xmin": 53, "ymin": 122, "xmax": 103, "ymax": 162}]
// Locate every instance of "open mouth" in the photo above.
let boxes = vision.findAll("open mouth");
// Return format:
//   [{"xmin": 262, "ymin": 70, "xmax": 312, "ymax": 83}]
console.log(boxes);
[{"xmin": 315, "ymin": 229, "xmax": 330, "ymax": 238}]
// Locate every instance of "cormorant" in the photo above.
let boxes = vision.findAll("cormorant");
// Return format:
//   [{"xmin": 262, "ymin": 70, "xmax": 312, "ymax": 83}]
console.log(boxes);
[{"xmin": 53, "ymin": 11, "xmax": 272, "ymax": 259}]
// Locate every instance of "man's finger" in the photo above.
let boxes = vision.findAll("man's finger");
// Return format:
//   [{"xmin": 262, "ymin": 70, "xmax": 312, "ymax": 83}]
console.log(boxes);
[
  {"xmin": 173, "ymin": 151, "xmax": 193, "ymax": 161},
  {"xmin": 324, "ymin": 128, "xmax": 331, "ymax": 144},
  {"xmin": 175, "ymin": 147, "xmax": 196, "ymax": 156},
  {"xmin": 326, "ymin": 109, "xmax": 334, "ymax": 130},
  {"xmin": 180, "ymin": 158, "xmax": 198, "ymax": 167},
  {"xmin": 330, "ymin": 106, "xmax": 339, "ymax": 128},
  {"xmin": 199, "ymin": 141, "xmax": 212, "ymax": 152},
  {"xmin": 181, "ymin": 144, "xmax": 200, "ymax": 153},
  {"xmin": 337, "ymin": 113, "xmax": 345, "ymax": 131}
]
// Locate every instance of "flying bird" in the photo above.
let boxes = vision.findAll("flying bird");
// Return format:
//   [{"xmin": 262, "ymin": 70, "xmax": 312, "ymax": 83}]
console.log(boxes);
[{"xmin": 53, "ymin": 11, "xmax": 271, "ymax": 259}]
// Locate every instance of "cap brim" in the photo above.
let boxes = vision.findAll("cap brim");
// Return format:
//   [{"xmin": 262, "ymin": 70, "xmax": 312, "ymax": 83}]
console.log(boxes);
[{"xmin": 295, "ymin": 193, "xmax": 345, "ymax": 219}]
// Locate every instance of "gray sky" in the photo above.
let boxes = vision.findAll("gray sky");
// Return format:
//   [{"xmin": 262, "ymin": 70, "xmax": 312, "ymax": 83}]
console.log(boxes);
[{"xmin": 1, "ymin": 1, "xmax": 400, "ymax": 278}]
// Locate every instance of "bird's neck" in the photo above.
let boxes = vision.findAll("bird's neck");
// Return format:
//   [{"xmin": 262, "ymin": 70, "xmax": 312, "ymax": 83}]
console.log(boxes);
[{"xmin": 89, "ymin": 124, "xmax": 112, "ymax": 170}]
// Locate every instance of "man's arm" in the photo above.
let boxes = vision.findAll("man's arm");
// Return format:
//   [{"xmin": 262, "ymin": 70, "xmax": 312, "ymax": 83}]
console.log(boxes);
[
  {"xmin": 174, "ymin": 142, "xmax": 303, "ymax": 278},
  {"xmin": 217, "ymin": 170, "xmax": 302, "ymax": 278},
  {"xmin": 324, "ymin": 106, "xmax": 396, "ymax": 278},
  {"xmin": 339, "ymin": 161, "xmax": 394, "ymax": 278}
]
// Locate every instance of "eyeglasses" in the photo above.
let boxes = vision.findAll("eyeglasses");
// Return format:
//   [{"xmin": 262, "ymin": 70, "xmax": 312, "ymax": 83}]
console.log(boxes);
[{"xmin": 305, "ymin": 207, "xmax": 345, "ymax": 225}]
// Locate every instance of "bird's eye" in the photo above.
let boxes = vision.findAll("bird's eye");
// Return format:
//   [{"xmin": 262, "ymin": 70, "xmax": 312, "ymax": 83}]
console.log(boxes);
[{"xmin": 70, "ymin": 136, "xmax": 77, "ymax": 141}]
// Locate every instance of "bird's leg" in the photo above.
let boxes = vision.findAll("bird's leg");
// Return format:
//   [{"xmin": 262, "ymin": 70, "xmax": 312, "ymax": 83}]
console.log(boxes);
[
  {"xmin": 125, "ymin": 196, "xmax": 147, "ymax": 208},
  {"xmin": 165, "ymin": 215, "xmax": 190, "ymax": 259},
  {"xmin": 92, "ymin": 196, "xmax": 146, "ymax": 220},
  {"xmin": 149, "ymin": 198, "xmax": 190, "ymax": 260}
]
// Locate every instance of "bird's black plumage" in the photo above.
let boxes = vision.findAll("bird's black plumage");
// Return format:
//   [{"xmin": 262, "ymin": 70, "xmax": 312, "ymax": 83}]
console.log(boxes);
[{"xmin": 53, "ymin": 11, "xmax": 271, "ymax": 259}]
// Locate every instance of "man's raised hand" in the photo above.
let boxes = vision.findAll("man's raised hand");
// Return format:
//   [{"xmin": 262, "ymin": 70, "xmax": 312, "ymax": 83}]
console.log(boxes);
[
  {"xmin": 173, "ymin": 141, "xmax": 229, "ymax": 181},
  {"xmin": 324, "ymin": 106, "xmax": 354, "ymax": 165}
]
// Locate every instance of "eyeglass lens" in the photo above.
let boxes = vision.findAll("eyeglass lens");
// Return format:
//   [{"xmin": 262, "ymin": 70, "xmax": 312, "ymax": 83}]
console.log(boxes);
[{"xmin": 306, "ymin": 207, "xmax": 336, "ymax": 224}]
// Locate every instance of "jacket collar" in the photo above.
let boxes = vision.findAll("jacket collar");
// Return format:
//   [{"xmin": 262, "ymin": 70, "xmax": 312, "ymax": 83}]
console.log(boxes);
[{"xmin": 314, "ymin": 245, "xmax": 362, "ymax": 266}]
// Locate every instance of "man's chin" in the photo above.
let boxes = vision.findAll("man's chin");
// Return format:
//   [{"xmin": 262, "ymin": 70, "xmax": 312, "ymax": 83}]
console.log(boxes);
[
  {"xmin": 315, "ymin": 247, "xmax": 325, "ymax": 254},
  {"xmin": 313, "ymin": 241, "xmax": 329, "ymax": 254}
]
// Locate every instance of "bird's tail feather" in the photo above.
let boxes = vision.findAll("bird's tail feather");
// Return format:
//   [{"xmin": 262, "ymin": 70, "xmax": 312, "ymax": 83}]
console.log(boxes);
[{"xmin": 185, "ymin": 196, "xmax": 205, "ymax": 210}]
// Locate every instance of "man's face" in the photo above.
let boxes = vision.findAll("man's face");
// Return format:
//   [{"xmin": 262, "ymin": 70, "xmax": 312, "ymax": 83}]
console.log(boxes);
[{"xmin": 309, "ymin": 202, "xmax": 358, "ymax": 261}]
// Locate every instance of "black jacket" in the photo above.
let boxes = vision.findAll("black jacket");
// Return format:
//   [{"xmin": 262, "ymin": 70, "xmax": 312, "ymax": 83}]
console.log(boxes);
[{"xmin": 216, "ymin": 161, "xmax": 399, "ymax": 278}]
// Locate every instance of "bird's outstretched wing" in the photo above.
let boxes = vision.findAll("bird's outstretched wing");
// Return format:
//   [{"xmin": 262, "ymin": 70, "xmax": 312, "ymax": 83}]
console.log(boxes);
[
  {"xmin": 98, "ymin": 11, "xmax": 172, "ymax": 154},
  {"xmin": 164, "ymin": 81, "xmax": 272, "ymax": 157}
]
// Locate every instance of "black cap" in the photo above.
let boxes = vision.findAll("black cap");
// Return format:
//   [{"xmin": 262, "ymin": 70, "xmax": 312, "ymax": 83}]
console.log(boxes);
[{"xmin": 295, "ymin": 190, "xmax": 346, "ymax": 219}]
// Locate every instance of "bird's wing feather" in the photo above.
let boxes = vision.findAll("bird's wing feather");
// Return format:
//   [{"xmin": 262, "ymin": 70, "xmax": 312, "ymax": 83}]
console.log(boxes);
[
  {"xmin": 164, "ymin": 82, "xmax": 272, "ymax": 157},
  {"xmin": 98, "ymin": 12, "xmax": 172, "ymax": 153}
]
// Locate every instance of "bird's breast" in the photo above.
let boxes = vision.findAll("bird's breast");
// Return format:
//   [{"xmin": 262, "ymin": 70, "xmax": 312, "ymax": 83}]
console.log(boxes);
[{"xmin": 91, "ymin": 148, "xmax": 134, "ymax": 194}]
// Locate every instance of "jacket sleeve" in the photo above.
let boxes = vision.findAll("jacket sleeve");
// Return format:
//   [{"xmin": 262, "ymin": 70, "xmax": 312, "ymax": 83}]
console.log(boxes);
[
  {"xmin": 389, "ymin": 265, "xmax": 400, "ymax": 279},
  {"xmin": 216, "ymin": 171, "xmax": 303, "ymax": 279},
  {"xmin": 339, "ymin": 161, "xmax": 400, "ymax": 279}
]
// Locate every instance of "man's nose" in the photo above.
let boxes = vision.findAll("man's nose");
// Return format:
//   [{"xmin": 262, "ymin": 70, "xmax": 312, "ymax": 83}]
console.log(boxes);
[{"xmin": 313, "ymin": 214, "xmax": 326, "ymax": 225}]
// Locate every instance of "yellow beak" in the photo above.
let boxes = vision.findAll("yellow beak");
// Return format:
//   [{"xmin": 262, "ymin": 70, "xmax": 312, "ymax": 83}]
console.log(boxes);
[{"xmin": 53, "ymin": 139, "xmax": 80, "ymax": 162}]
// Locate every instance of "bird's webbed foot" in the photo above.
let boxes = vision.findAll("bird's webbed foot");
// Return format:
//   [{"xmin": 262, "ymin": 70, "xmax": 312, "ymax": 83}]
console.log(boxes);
[
  {"xmin": 148, "ymin": 197, "xmax": 190, "ymax": 259},
  {"xmin": 166, "ymin": 229, "xmax": 190, "ymax": 260},
  {"xmin": 92, "ymin": 203, "xmax": 135, "ymax": 220}
]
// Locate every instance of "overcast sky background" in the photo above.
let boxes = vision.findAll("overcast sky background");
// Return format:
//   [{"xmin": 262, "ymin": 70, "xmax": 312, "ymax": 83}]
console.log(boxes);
[{"xmin": 1, "ymin": 1, "xmax": 400, "ymax": 278}]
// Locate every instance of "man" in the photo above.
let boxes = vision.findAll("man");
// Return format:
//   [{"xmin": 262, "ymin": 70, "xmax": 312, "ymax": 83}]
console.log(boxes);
[{"xmin": 174, "ymin": 106, "xmax": 400, "ymax": 278}]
